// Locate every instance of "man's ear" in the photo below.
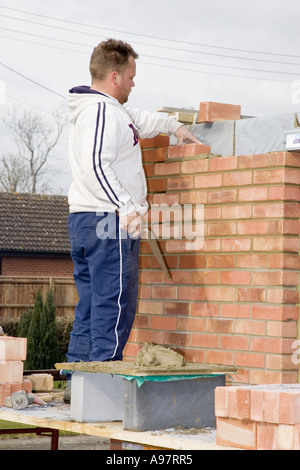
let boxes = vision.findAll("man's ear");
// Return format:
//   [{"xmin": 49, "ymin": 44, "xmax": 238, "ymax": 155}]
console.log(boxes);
[{"xmin": 111, "ymin": 70, "xmax": 120, "ymax": 87}]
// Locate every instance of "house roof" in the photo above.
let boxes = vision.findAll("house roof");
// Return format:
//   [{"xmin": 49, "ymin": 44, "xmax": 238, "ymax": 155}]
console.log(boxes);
[{"xmin": 0, "ymin": 192, "xmax": 70, "ymax": 255}]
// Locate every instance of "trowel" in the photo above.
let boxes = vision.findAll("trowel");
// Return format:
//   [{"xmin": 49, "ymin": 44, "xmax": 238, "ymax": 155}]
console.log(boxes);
[{"xmin": 142, "ymin": 228, "xmax": 171, "ymax": 279}]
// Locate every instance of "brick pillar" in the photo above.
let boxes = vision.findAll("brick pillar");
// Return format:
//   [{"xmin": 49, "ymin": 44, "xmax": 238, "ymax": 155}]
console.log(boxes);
[{"xmin": 124, "ymin": 140, "xmax": 300, "ymax": 386}]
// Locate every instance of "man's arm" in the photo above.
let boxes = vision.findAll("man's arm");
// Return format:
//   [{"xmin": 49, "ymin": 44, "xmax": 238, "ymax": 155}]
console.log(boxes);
[{"xmin": 126, "ymin": 108, "xmax": 203, "ymax": 144}]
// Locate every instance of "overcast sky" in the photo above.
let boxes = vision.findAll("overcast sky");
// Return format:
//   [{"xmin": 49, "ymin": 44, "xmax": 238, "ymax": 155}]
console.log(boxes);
[{"xmin": 1, "ymin": 0, "xmax": 300, "ymax": 194}]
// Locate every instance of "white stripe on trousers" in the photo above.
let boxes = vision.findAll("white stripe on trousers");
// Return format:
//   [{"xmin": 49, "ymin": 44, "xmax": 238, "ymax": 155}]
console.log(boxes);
[{"xmin": 111, "ymin": 223, "xmax": 123, "ymax": 359}]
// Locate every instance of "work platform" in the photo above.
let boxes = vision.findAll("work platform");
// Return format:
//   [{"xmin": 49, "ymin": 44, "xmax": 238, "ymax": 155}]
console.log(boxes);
[
  {"xmin": 0, "ymin": 402, "xmax": 237, "ymax": 450},
  {"xmin": 0, "ymin": 362, "xmax": 238, "ymax": 450}
]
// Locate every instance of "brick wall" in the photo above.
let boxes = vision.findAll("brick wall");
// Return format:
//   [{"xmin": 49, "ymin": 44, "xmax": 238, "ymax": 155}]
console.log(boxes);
[
  {"xmin": 1, "ymin": 256, "xmax": 74, "ymax": 277},
  {"xmin": 124, "ymin": 137, "xmax": 300, "ymax": 385}
]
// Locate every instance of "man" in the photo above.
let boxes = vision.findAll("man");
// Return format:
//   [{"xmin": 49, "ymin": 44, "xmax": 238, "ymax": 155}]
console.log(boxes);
[{"xmin": 66, "ymin": 38, "xmax": 200, "ymax": 369}]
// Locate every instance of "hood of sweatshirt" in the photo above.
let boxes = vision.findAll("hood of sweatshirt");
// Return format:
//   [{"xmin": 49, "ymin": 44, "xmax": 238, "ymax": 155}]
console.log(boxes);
[{"xmin": 68, "ymin": 86, "xmax": 122, "ymax": 124}]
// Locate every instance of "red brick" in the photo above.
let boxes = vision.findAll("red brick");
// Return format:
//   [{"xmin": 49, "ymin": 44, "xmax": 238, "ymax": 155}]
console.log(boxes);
[
  {"xmin": 250, "ymin": 389, "xmax": 264, "ymax": 421},
  {"xmin": 257, "ymin": 423, "xmax": 296, "ymax": 450},
  {"xmin": 254, "ymin": 168, "xmax": 285, "ymax": 184},
  {"xmin": 0, "ymin": 383, "xmax": 12, "ymax": 406},
  {"xmin": 191, "ymin": 333, "xmax": 219, "ymax": 348},
  {"xmin": 237, "ymin": 254, "xmax": 268, "ymax": 268},
  {"xmin": 181, "ymin": 158, "xmax": 208, "ymax": 174},
  {"xmin": 235, "ymin": 352, "xmax": 265, "ymax": 368},
  {"xmin": 167, "ymin": 176, "xmax": 193, "ymax": 190},
  {"xmin": 238, "ymin": 186, "xmax": 268, "ymax": 201},
  {"xmin": 154, "ymin": 161, "xmax": 180, "ymax": 176},
  {"xmin": 180, "ymin": 190, "xmax": 207, "ymax": 204},
  {"xmin": 151, "ymin": 316, "xmax": 177, "ymax": 330},
  {"xmin": 238, "ymin": 153, "xmax": 269, "ymax": 169},
  {"xmin": 222, "ymin": 205, "xmax": 251, "ymax": 220},
  {"xmin": 147, "ymin": 178, "xmax": 167, "ymax": 192},
  {"xmin": 237, "ymin": 220, "xmax": 268, "ymax": 235},
  {"xmin": 216, "ymin": 417, "xmax": 256, "ymax": 450},
  {"xmin": 138, "ymin": 300, "xmax": 163, "ymax": 315},
  {"xmin": 209, "ymin": 155, "xmax": 237, "ymax": 171},
  {"xmin": 263, "ymin": 390, "xmax": 280, "ymax": 423},
  {"xmin": 199, "ymin": 102, "xmax": 241, "ymax": 123},
  {"xmin": 0, "ymin": 361, "xmax": 23, "ymax": 383},
  {"xmin": 215, "ymin": 386, "xmax": 228, "ymax": 417},
  {"xmin": 0, "ymin": 337, "xmax": 27, "ymax": 361},
  {"xmin": 279, "ymin": 391, "xmax": 300, "ymax": 425},
  {"xmin": 223, "ymin": 171, "xmax": 252, "ymax": 187},
  {"xmin": 194, "ymin": 173, "xmax": 222, "ymax": 189},
  {"xmin": 220, "ymin": 271, "xmax": 250, "ymax": 285},
  {"xmin": 207, "ymin": 221, "xmax": 236, "ymax": 236},
  {"xmin": 142, "ymin": 148, "xmax": 168, "ymax": 162},
  {"xmin": 151, "ymin": 286, "xmax": 177, "ymax": 300},
  {"xmin": 139, "ymin": 135, "xmax": 170, "ymax": 148},
  {"xmin": 164, "ymin": 302, "xmax": 190, "ymax": 316},
  {"xmin": 222, "ymin": 238, "xmax": 251, "ymax": 252},
  {"xmin": 208, "ymin": 189, "xmax": 237, "ymax": 204},
  {"xmin": 168, "ymin": 142, "xmax": 211, "ymax": 158},
  {"xmin": 179, "ymin": 254, "xmax": 206, "ymax": 269},
  {"xmin": 237, "ymin": 287, "xmax": 266, "ymax": 302}
]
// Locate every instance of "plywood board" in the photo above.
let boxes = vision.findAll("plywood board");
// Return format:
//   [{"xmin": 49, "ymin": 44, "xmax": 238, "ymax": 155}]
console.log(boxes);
[{"xmin": 55, "ymin": 361, "xmax": 237, "ymax": 377}]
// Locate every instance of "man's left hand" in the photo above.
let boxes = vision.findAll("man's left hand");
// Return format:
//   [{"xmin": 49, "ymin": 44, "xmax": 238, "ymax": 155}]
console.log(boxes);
[{"xmin": 175, "ymin": 125, "xmax": 203, "ymax": 145}]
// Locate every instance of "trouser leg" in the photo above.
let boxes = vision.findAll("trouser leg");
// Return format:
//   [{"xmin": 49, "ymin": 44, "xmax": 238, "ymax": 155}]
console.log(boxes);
[{"xmin": 67, "ymin": 212, "xmax": 140, "ymax": 363}]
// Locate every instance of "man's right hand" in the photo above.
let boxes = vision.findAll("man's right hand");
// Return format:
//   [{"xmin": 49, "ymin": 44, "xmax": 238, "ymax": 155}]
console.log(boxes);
[{"xmin": 119, "ymin": 211, "xmax": 142, "ymax": 238}]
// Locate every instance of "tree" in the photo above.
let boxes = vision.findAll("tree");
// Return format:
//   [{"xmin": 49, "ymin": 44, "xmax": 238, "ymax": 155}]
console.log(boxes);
[
  {"xmin": 40, "ymin": 290, "xmax": 59, "ymax": 368},
  {"xmin": 18, "ymin": 289, "xmax": 59, "ymax": 370},
  {"xmin": 0, "ymin": 107, "xmax": 66, "ymax": 194}
]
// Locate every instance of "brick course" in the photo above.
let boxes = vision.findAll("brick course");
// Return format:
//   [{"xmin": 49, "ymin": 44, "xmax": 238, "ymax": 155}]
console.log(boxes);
[{"xmin": 124, "ymin": 141, "xmax": 300, "ymax": 386}]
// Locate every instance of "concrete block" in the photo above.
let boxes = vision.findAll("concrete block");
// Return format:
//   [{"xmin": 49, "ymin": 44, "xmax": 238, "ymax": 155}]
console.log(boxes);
[
  {"xmin": 188, "ymin": 120, "xmax": 234, "ymax": 157},
  {"xmin": 235, "ymin": 113, "xmax": 296, "ymax": 156},
  {"xmin": 70, "ymin": 371, "xmax": 124, "ymax": 423},
  {"xmin": 0, "ymin": 336, "xmax": 27, "ymax": 361},
  {"xmin": 123, "ymin": 375, "xmax": 225, "ymax": 431}
]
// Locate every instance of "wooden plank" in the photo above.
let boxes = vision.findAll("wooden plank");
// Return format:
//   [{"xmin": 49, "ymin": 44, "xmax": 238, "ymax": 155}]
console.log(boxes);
[
  {"xmin": 0, "ymin": 406, "xmax": 236, "ymax": 450},
  {"xmin": 56, "ymin": 361, "xmax": 237, "ymax": 377}
]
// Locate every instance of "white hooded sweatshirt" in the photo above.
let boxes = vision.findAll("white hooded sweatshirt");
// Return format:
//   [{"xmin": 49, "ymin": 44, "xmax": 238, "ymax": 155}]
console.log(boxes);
[{"xmin": 67, "ymin": 86, "xmax": 182, "ymax": 216}]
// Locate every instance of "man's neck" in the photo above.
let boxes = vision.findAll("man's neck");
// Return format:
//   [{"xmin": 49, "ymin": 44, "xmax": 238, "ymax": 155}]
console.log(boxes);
[{"xmin": 91, "ymin": 82, "xmax": 116, "ymax": 99}]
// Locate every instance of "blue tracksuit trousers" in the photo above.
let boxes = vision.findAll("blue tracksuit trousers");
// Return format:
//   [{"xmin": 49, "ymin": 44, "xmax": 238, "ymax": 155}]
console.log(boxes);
[{"xmin": 66, "ymin": 212, "xmax": 140, "ymax": 362}]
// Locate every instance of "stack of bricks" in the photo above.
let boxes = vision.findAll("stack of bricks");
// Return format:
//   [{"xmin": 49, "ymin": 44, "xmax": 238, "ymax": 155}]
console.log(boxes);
[
  {"xmin": 215, "ymin": 384, "xmax": 300, "ymax": 450},
  {"xmin": 0, "ymin": 336, "xmax": 31, "ymax": 406},
  {"xmin": 123, "ymin": 102, "xmax": 300, "ymax": 386}
]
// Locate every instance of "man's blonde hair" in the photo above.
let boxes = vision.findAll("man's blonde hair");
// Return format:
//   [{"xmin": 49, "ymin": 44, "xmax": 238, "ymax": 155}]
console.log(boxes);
[{"xmin": 89, "ymin": 38, "xmax": 139, "ymax": 81}]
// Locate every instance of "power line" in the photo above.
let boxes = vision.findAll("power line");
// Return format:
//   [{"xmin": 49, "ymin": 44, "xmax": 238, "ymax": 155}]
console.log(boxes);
[
  {"xmin": 1, "ymin": 24, "xmax": 299, "ymax": 79},
  {"xmin": 139, "ymin": 60, "xmax": 292, "ymax": 84},
  {"xmin": 0, "ymin": 25, "xmax": 93, "ymax": 51},
  {"xmin": 0, "ymin": 33, "xmax": 291, "ymax": 84},
  {"xmin": 0, "ymin": 61, "xmax": 65, "ymax": 99},
  {"xmin": 1, "ymin": 21, "xmax": 300, "ymax": 69},
  {"xmin": 0, "ymin": 32, "xmax": 88, "ymax": 55},
  {"xmin": 1, "ymin": 5, "xmax": 300, "ymax": 61}
]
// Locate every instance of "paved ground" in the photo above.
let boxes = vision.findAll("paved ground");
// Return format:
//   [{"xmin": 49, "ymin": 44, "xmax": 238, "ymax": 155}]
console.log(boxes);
[{"xmin": 0, "ymin": 434, "xmax": 110, "ymax": 450}]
